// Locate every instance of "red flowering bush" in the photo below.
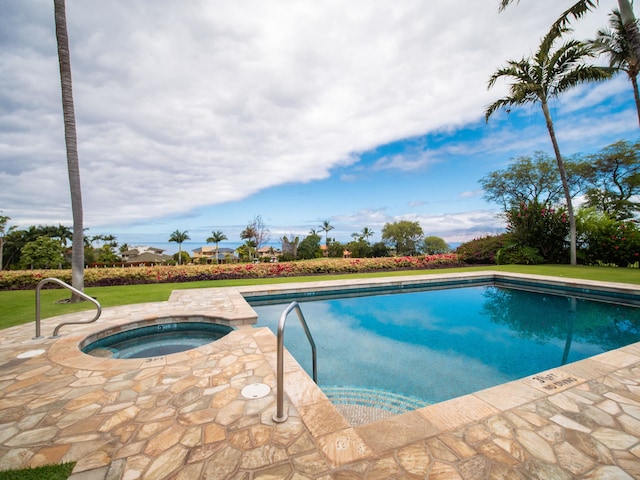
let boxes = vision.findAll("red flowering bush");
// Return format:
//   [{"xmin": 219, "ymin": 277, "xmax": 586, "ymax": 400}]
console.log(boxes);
[
  {"xmin": 0, "ymin": 254, "xmax": 464, "ymax": 290},
  {"xmin": 579, "ymin": 213, "xmax": 640, "ymax": 267},
  {"xmin": 504, "ymin": 201, "xmax": 569, "ymax": 264}
]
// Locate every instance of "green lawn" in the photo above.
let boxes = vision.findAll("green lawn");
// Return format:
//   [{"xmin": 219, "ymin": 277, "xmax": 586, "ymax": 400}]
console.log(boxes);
[
  {"xmin": 1, "ymin": 265, "xmax": 638, "ymax": 330},
  {"xmin": 0, "ymin": 462, "xmax": 75, "ymax": 480}
]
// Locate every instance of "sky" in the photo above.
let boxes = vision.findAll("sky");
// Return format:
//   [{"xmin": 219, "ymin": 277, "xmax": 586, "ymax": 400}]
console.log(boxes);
[{"xmin": 1, "ymin": 0, "xmax": 638, "ymax": 254}]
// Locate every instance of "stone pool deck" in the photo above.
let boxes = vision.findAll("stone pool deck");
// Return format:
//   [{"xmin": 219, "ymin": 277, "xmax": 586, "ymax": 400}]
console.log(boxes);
[{"xmin": 0, "ymin": 272, "xmax": 640, "ymax": 479}]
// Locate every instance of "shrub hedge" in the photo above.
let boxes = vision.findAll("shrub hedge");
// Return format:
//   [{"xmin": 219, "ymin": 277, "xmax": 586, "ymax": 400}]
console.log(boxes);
[{"xmin": 0, "ymin": 254, "xmax": 464, "ymax": 290}]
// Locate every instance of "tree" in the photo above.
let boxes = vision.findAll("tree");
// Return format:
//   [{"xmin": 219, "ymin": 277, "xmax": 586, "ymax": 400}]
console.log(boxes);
[
  {"xmin": 20, "ymin": 236, "xmax": 64, "ymax": 269},
  {"xmin": 0, "ymin": 214, "xmax": 14, "ymax": 271},
  {"xmin": 502, "ymin": 201, "xmax": 570, "ymax": 264},
  {"xmin": 579, "ymin": 140, "xmax": 640, "ymax": 219},
  {"xmin": 319, "ymin": 220, "xmax": 335, "ymax": 249},
  {"xmin": 381, "ymin": 220, "xmax": 424, "ymax": 256},
  {"xmin": 499, "ymin": 0, "xmax": 640, "ymax": 69},
  {"xmin": 168, "ymin": 229, "xmax": 190, "ymax": 265},
  {"xmin": 298, "ymin": 233, "xmax": 322, "ymax": 259},
  {"xmin": 281, "ymin": 235, "xmax": 300, "ymax": 260},
  {"xmin": 422, "ymin": 236, "xmax": 451, "ymax": 255},
  {"xmin": 54, "ymin": 0, "xmax": 85, "ymax": 298},
  {"xmin": 241, "ymin": 215, "xmax": 270, "ymax": 260},
  {"xmin": 479, "ymin": 152, "xmax": 585, "ymax": 210},
  {"xmin": 486, "ymin": 25, "xmax": 612, "ymax": 264},
  {"xmin": 590, "ymin": 9, "xmax": 640, "ymax": 126},
  {"xmin": 322, "ymin": 221, "xmax": 335, "ymax": 245},
  {"xmin": 206, "ymin": 230, "xmax": 227, "ymax": 264}
]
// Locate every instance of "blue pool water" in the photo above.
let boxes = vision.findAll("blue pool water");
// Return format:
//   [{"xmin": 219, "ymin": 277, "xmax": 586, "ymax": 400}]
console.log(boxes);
[
  {"xmin": 82, "ymin": 322, "xmax": 234, "ymax": 359},
  {"xmin": 252, "ymin": 285, "xmax": 640, "ymax": 405}
]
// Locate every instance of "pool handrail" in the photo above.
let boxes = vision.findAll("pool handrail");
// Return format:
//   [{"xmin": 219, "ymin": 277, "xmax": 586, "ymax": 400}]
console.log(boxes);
[
  {"xmin": 273, "ymin": 301, "xmax": 317, "ymax": 423},
  {"xmin": 35, "ymin": 277, "xmax": 102, "ymax": 339}
]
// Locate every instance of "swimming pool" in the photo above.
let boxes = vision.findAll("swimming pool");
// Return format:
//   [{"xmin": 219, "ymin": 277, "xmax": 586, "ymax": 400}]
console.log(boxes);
[{"xmin": 251, "ymin": 283, "xmax": 640, "ymax": 406}]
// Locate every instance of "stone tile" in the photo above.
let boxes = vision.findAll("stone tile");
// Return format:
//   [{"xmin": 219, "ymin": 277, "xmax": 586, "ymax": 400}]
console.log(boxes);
[
  {"xmin": 298, "ymin": 400, "xmax": 350, "ymax": 438},
  {"xmin": 315, "ymin": 428, "xmax": 373, "ymax": 468},
  {"xmin": 357, "ymin": 411, "xmax": 439, "ymax": 452},
  {"xmin": 419, "ymin": 394, "xmax": 498, "ymax": 432},
  {"xmin": 396, "ymin": 443, "xmax": 432, "ymax": 476},
  {"xmin": 473, "ymin": 381, "xmax": 544, "ymax": 411}
]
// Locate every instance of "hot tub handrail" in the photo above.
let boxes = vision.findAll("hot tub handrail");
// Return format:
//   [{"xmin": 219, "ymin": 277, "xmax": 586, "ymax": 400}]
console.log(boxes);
[
  {"xmin": 35, "ymin": 277, "xmax": 102, "ymax": 339},
  {"xmin": 273, "ymin": 301, "xmax": 317, "ymax": 423}
]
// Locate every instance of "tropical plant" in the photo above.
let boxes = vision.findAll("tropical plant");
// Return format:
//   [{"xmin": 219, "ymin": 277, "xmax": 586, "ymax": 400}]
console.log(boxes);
[
  {"xmin": 381, "ymin": 220, "xmax": 424, "ymax": 256},
  {"xmin": 479, "ymin": 152, "xmax": 585, "ymax": 210},
  {"xmin": 456, "ymin": 234, "xmax": 511, "ymax": 264},
  {"xmin": 580, "ymin": 140, "xmax": 640, "ymax": 219},
  {"xmin": 240, "ymin": 216, "xmax": 270, "ymax": 260},
  {"xmin": 281, "ymin": 235, "xmax": 300, "ymax": 260},
  {"xmin": 298, "ymin": 233, "xmax": 322, "ymax": 259},
  {"xmin": 0, "ymin": 214, "xmax": 14, "ymax": 271},
  {"xmin": 590, "ymin": 9, "xmax": 640, "ymax": 126},
  {"xmin": 422, "ymin": 236, "xmax": 451, "ymax": 255},
  {"xmin": 206, "ymin": 230, "xmax": 227, "ymax": 264},
  {"xmin": 486, "ymin": 25, "xmax": 612, "ymax": 265},
  {"xmin": 168, "ymin": 229, "xmax": 190, "ymax": 265},
  {"xmin": 499, "ymin": 0, "xmax": 640, "ymax": 67},
  {"xmin": 20, "ymin": 236, "xmax": 64, "ymax": 269},
  {"xmin": 319, "ymin": 220, "xmax": 334, "ymax": 249},
  {"xmin": 54, "ymin": 0, "xmax": 85, "ymax": 298},
  {"xmin": 504, "ymin": 201, "xmax": 570, "ymax": 263},
  {"xmin": 577, "ymin": 209, "xmax": 640, "ymax": 266}
]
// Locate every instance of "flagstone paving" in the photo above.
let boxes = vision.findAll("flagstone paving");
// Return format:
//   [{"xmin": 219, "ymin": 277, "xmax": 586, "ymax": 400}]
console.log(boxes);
[{"xmin": 1, "ymin": 272, "xmax": 640, "ymax": 479}]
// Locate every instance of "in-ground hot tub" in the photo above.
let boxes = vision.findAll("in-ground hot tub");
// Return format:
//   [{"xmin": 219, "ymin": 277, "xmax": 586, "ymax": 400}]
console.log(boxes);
[{"xmin": 81, "ymin": 315, "xmax": 234, "ymax": 359}]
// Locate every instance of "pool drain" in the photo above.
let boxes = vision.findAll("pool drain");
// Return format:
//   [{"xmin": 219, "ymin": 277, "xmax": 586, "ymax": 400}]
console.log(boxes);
[{"xmin": 241, "ymin": 383, "xmax": 271, "ymax": 399}]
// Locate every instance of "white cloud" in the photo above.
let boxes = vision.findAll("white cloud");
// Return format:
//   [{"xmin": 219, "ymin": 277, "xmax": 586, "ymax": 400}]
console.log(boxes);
[{"xmin": 0, "ymin": 0, "xmax": 629, "ymax": 246}]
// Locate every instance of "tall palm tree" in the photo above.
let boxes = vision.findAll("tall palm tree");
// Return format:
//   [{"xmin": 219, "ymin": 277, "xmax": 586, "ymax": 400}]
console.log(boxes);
[
  {"xmin": 591, "ymin": 9, "xmax": 640, "ymax": 126},
  {"xmin": 499, "ymin": 0, "xmax": 640, "ymax": 67},
  {"xmin": 54, "ymin": 0, "xmax": 84, "ymax": 297},
  {"xmin": 0, "ymin": 214, "xmax": 11, "ymax": 271},
  {"xmin": 206, "ymin": 230, "xmax": 227, "ymax": 264},
  {"xmin": 319, "ymin": 220, "xmax": 334, "ymax": 248},
  {"xmin": 360, "ymin": 227, "xmax": 374, "ymax": 245},
  {"xmin": 168, "ymin": 229, "xmax": 190, "ymax": 265},
  {"xmin": 486, "ymin": 26, "xmax": 612, "ymax": 265}
]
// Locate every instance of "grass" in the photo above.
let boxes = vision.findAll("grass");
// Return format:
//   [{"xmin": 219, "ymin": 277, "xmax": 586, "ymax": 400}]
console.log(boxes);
[
  {"xmin": 0, "ymin": 462, "xmax": 75, "ymax": 480},
  {"xmin": 1, "ymin": 264, "xmax": 638, "ymax": 330}
]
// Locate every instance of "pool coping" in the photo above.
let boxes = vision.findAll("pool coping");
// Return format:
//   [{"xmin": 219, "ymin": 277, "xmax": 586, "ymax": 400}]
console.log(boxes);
[
  {"xmin": 229, "ymin": 271, "xmax": 640, "ymax": 467},
  {"xmin": 2, "ymin": 270, "xmax": 640, "ymax": 475}
]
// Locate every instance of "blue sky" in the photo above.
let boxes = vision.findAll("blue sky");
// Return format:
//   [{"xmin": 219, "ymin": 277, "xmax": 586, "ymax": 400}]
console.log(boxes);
[{"xmin": 1, "ymin": 0, "xmax": 638, "ymax": 254}]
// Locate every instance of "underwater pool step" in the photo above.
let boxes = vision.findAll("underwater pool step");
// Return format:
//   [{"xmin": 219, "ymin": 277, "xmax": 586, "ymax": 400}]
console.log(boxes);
[{"xmin": 322, "ymin": 386, "xmax": 430, "ymax": 416}]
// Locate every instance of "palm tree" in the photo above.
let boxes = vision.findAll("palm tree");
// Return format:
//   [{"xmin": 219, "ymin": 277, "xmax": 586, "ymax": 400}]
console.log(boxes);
[
  {"xmin": 319, "ymin": 220, "xmax": 334, "ymax": 248},
  {"xmin": 360, "ymin": 227, "xmax": 374, "ymax": 245},
  {"xmin": 486, "ymin": 26, "xmax": 612, "ymax": 265},
  {"xmin": 168, "ymin": 229, "xmax": 190, "ymax": 265},
  {"xmin": 0, "ymin": 214, "xmax": 12, "ymax": 271},
  {"xmin": 54, "ymin": 0, "xmax": 84, "ymax": 298},
  {"xmin": 206, "ymin": 230, "xmax": 227, "ymax": 264},
  {"xmin": 499, "ymin": 0, "xmax": 640, "ymax": 68},
  {"xmin": 590, "ymin": 9, "xmax": 640, "ymax": 126}
]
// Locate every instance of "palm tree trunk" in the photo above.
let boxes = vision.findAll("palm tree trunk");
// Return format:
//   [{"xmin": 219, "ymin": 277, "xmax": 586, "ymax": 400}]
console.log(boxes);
[
  {"xmin": 631, "ymin": 74, "xmax": 640, "ymax": 127},
  {"xmin": 215, "ymin": 243, "xmax": 219, "ymax": 264},
  {"xmin": 618, "ymin": 0, "xmax": 640, "ymax": 66},
  {"xmin": 54, "ymin": 0, "xmax": 85, "ymax": 297},
  {"xmin": 541, "ymin": 101, "xmax": 577, "ymax": 265}
]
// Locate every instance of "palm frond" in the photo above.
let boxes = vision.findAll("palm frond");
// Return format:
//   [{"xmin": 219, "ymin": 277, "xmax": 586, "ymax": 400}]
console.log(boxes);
[{"xmin": 552, "ymin": 0, "xmax": 600, "ymax": 30}]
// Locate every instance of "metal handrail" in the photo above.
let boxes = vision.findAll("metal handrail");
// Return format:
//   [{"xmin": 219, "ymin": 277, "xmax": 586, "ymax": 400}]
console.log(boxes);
[
  {"xmin": 35, "ymin": 277, "xmax": 102, "ymax": 339},
  {"xmin": 273, "ymin": 301, "xmax": 317, "ymax": 423}
]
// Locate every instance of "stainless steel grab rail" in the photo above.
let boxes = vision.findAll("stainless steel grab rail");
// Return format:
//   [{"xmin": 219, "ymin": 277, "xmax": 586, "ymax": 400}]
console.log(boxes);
[
  {"xmin": 35, "ymin": 277, "xmax": 102, "ymax": 339},
  {"xmin": 273, "ymin": 301, "xmax": 317, "ymax": 423}
]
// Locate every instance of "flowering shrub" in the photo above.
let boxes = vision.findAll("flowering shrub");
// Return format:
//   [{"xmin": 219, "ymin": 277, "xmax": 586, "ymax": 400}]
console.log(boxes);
[
  {"xmin": 0, "ymin": 254, "xmax": 464, "ymax": 290},
  {"xmin": 579, "ymin": 215, "xmax": 640, "ymax": 267},
  {"xmin": 456, "ymin": 234, "xmax": 510, "ymax": 264},
  {"xmin": 504, "ymin": 201, "xmax": 569, "ymax": 264}
]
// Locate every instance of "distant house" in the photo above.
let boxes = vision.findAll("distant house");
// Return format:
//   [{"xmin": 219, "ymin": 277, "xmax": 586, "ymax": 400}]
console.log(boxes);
[
  {"xmin": 257, "ymin": 246, "xmax": 281, "ymax": 262},
  {"xmin": 121, "ymin": 246, "xmax": 172, "ymax": 264},
  {"xmin": 192, "ymin": 246, "xmax": 237, "ymax": 263}
]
